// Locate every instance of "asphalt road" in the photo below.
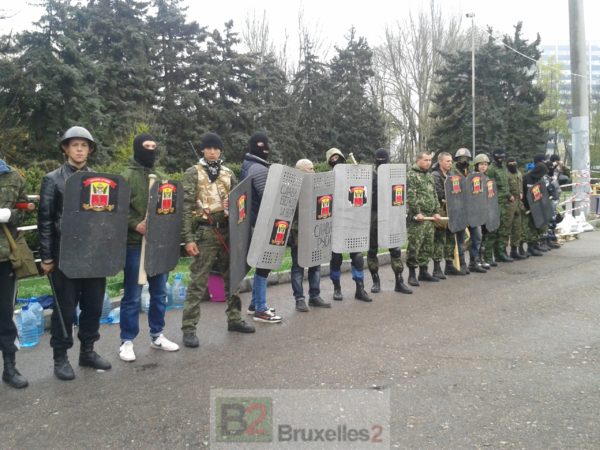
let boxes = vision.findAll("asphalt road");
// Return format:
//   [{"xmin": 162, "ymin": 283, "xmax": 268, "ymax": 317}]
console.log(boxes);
[{"xmin": 1, "ymin": 231, "xmax": 599, "ymax": 449}]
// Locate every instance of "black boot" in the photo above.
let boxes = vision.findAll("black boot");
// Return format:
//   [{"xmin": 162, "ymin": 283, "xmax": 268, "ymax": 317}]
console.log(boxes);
[
  {"xmin": 459, "ymin": 257, "xmax": 469, "ymax": 275},
  {"xmin": 518, "ymin": 242, "xmax": 529, "ymax": 258},
  {"xmin": 527, "ymin": 243, "xmax": 543, "ymax": 257},
  {"xmin": 547, "ymin": 238, "xmax": 561, "ymax": 249},
  {"xmin": 444, "ymin": 260, "xmax": 461, "ymax": 276},
  {"xmin": 53, "ymin": 348, "xmax": 75, "ymax": 381},
  {"xmin": 2, "ymin": 352, "xmax": 28, "ymax": 389},
  {"xmin": 370, "ymin": 272, "xmax": 381, "ymax": 293},
  {"xmin": 469, "ymin": 258, "xmax": 487, "ymax": 273},
  {"xmin": 354, "ymin": 280, "xmax": 372, "ymax": 302},
  {"xmin": 496, "ymin": 252, "xmax": 514, "ymax": 262},
  {"xmin": 536, "ymin": 240, "xmax": 549, "ymax": 252},
  {"xmin": 394, "ymin": 272, "xmax": 413, "ymax": 294},
  {"xmin": 79, "ymin": 343, "xmax": 112, "ymax": 371},
  {"xmin": 479, "ymin": 254, "xmax": 491, "ymax": 270},
  {"xmin": 510, "ymin": 246, "xmax": 526, "ymax": 260},
  {"xmin": 332, "ymin": 280, "xmax": 343, "ymax": 301},
  {"xmin": 407, "ymin": 267, "xmax": 419, "ymax": 287},
  {"xmin": 418, "ymin": 266, "xmax": 439, "ymax": 282},
  {"xmin": 432, "ymin": 261, "xmax": 446, "ymax": 279}
]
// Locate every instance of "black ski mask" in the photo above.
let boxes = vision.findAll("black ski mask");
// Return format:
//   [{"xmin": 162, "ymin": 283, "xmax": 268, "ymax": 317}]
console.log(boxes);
[
  {"xmin": 506, "ymin": 157, "xmax": 518, "ymax": 174},
  {"xmin": 133, "ymin": 133, "xmax": 157, "ymax": 168},
  {"xmin": 456, "ymin": 158, "xmax": 470, "ymax": 171},
  {"xmin": 249, "ymin": 132, "xmax": 270, "ymax": 161},
  {"xmin": 374, "ymin": 148, "xmax": 389, "ymax": 167},
  {"xmin": 528, "ymin": 162, "xmax": 547, "ymax": 182},
  {"xmin": 493, "ymin": 148, "xmax": 506, "ymax": 166}
]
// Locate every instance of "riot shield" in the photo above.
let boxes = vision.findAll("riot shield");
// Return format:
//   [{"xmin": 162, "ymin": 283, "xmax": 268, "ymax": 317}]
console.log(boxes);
[
  {"xmin": 377, "ymin": 164, "xmax": 407, "ymax": 248},
  {"xmin": 444, "ymin": 173, "xmax": 468, "ymax": 232},
  {"xmin": 332, "ymin": 164, "xmax": 372, "ymax": 253},
  {"xmin": 466, "ymin": 172, "xmax": 488, "ymax": 227},
  {"xmin": 485, "ymin": 177, "xmax": 501, "ymax": 232},
  {"xmin": 247, "ymin": 164, "xmax": 304, "ymax": 269},
  {"xmin": 229, "ymin": 177, "xmax": 253, "ymax": 291},
  {"xmin": 144, "ymin": 179, "xmax": 183, "ymax": 277},
  {"xmin": 526, "ymin": 182, "xmax": 549, "ymax": 229},
  {"xmin": 297, "ymin": 171, "xmax": 335, "ymax": 268},
  {"xmin": 540, "ymin": 181, "xmax": 554, "ymax": 223},
  {"xmin": 59, "ymin": 172, "xmax": 130, "ymax": 278}
]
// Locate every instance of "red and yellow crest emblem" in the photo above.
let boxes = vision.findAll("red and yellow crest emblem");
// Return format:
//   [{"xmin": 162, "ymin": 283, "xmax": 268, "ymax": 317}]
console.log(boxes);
[
  {"xmin": 451, "ymin": 175, "xmax": 462, "ymax": 194},
  {"xmin": 392, "ymin": 184, "xmax": 404, "ymax": 206},
  {"xmin": 82, "ymin": 177, "xmax": 117, "ymax": 212},
  {"xmin": 270, "ymin": 219, "xmax": 289, "ymax": 246},
  {"xmin": 471, "ymin": 175, "xmax": 482, "ymax": 194},
  {"xmin": 237, "ymin": 194, "xmax": 247, "ymax": 224},
  {"xmin": 532, "ymin": 184, "xmax": 542, "ymax": 202},
  {"xmin": 316, "ymin": 195, "xmax": 333, "ymax": 220},
  {"xmin": 157, "ymin": 183, "xmax": 176, "ymax": 215},
  {"xmin": 487, "ymin": 180, "xmax": 495, "ymax": 198},
  {"xmin": 348, "ymin": 186, "xmax": 367, "ymax": 207}
]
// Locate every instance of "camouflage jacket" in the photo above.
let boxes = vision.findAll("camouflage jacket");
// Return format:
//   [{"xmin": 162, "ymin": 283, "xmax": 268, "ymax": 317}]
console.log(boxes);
[
  {"xmin": 407, "ymin": 164, "xmax": 440, "ymax": 218},
  {"xmin": 486, "ymin": 162, "xmax": 510, "ymax": 203},
  {"xmin": 506, "ymin": 170, "xmax": 523, "ymax": 198},
  {"xmin": 0, "ymin": 167, "xmax": 28, "ymax": 262},
  {"xmin": 181, "ymin": 160, "xmax": 236, "ymax": 244}
]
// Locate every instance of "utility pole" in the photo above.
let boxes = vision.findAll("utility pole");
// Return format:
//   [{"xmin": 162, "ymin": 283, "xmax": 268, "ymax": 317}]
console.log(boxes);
[
  {"xmin": 568, "ymin": 0, "xmax": 591, "ymax": 215},
  {"xmin": 466, "ymin": 13, "xmax": 476, "ymax": 156}
]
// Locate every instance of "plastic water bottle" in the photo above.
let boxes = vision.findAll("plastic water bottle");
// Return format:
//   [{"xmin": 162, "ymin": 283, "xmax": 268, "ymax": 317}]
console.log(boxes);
[
  {"xmin": 28, "ymin": 299, "xmax": 45, "ymax": 337},
  {"xmin": 74, "ymin": 304, "xmax": 81, "ymax": 326},
  {"xmin": 108, "ymin": 307, "xmax": 120, "ymax": 324},
  {"xmin": 171, "ymin": 273, "xmax": 186, "ymax": 309},
  {"xmin": 165, "ymin": 282, "xmax": 174, "ymax": 311},
  {"xmin": 140, "ymin": 284, "xmax": 150, "ymax": 313},
  {"xmin": 99, "ymin": 293, "xmax": 112, "ymax": 324},
  {"xmin": 16, "ymin": 305, "xmax": 40, "ymax": 348}
]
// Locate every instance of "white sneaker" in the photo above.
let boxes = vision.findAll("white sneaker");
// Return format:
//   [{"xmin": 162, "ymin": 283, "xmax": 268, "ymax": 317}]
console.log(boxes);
[
  {"xmin": 150, "ymin": 334, "xmax": 180, "ymax": 352},
  {"xmin": 119, "ymin": 340, "xmax": 136, "ymax": 362}
]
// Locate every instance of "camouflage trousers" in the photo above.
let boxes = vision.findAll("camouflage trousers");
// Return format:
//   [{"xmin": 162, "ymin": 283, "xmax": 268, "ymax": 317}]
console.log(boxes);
[
  {"xmin": 406, "ymin": 220, "xmax": 435, "ymax": 268},
  {"xmin": 484, "ymin": 204, "xmax": 508, "ymax": 259},
  {"xmin": 506, "ymin": 200, "xmax": 522, "ymax": 247},
  {"xmin": 367, "ymin": 212, "xmax": 403, "ymax": 274},
  {"xmin": 523, "ymin": 215, "xmax": 547, "ymax": 243},
  {"xmin": 181, "ymin": 225, "xmax": 242, "ymax": 333},
  {"xmin": 433, "ymin": 226, "xmax": 465, "ymax": 262}
]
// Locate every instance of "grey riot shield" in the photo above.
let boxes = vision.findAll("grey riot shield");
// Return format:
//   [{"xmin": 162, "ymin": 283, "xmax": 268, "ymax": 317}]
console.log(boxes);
[
  {"xmin": 247, "ymin": 164, "xmax": 304, "ymax": 269},
  {"xmin": 332, "ymin": 164, "xmax": 372, "ymax": 253},
  {"xmin": 485, "ymin": 177, "xmax": 501, "ymax": 232},
  {"xmin": 466, "ymin": 172, "xmax": 488, "ymax": 227},
  {"xmin": 526, "ymin": 181, "xmax": 549, "ymax": 229},
  {"xmin": 59, "ymin": 172, "xmax": 130, "ymax": 278},
  {"xmin": 444, "ymin": 173, "xmax": 468, "ymax": 233},
  {"xmin": 541, "ymin": 181, "xmax": 554, "ymax": 223},
  {"xmin": 377, "ymin": 164, "xmax": 406, "ymax": 248},
  {"xmin": 228, "ymin": 177, "xmax": 253, "ymax": 291},
  {"xmin": 144, "ymin": 179, "xmax": 183, "ymax": 277},
  {"xmin": 297, "ymin": 171, "xmax": 335, "ymax": 268}
]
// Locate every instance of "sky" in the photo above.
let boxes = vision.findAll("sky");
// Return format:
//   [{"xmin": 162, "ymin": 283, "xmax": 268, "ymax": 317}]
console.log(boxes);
[{"xmin": 1, "ymin": 0, "xmax": 598, "ymax": 53}]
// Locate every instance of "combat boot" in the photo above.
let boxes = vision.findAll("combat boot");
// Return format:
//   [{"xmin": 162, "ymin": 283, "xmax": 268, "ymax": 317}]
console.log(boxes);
[
  {"xmin": 370, "ymin": 272, "xmax": 381, "ymax": 293},
  {"xmin": 332, "ymin": 280, "xmax": 343, "ymax": 301},
  {"xmin": 469, "ymin": 258, "xmax": 487, "ymax": 273},
  {"xmin": 354, "ymin": 280, "xmax": 372, "ymax": 302},
  {"xmin": 407, "ymin": 267, "xmax": 419, "ymax": 287},
  {"xmin": 518, "ymin": 242, "xmax": 529, "ymax": 258},
  {"xmin": 53, "ymin": 348, "xmax": 75, "ymax": 381},
  {"xmin": 479, "ymin": 255, "xmax": 492, "ymax": 270},
  {"xmin": 394, "ymin": 271, "xmax": 413, "ymax": 294},
  {"xmin": 418, "ymin": 266, "xmax": 439, "ymax": 282},
  {"xmin": 547, "ymin": 238, "xmax": 561, "ymax": 249},
  {"xmin": 496, "ymin": 252, "xmax": 514, "ymax": 263},
  {"xmin": 536, "ymin": 241, "xmax": 548, "ymax": 252},
  {"xmin": 510, "ymin": 246, "xmax": 526, "ymax": 260},
  {"xmin": 432, "ymin": 261, "xmax": 446, "ymax": 280},
  {"xmin": 527, "ymin": 243, "xmax": 543, "ymax": 257},
  {"xmin": 459, "ymin": 257, "xmax": 469, "ymax": 275},
  {"xmin": 79, "ymin": 343, "xmax": 112, "ymax": 371},
  {"xmin": 444, "ymin": 259, "xmax": 461, "ymax": 276},
  {"xmin": 2, "ymin": 352, "xmax": 28, "ymax": 389}
]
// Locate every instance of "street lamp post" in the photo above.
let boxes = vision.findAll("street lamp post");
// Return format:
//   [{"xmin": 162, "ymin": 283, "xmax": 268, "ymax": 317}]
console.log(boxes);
[{"xmin": 466, "ymin": 13, "xmax": 475, "ymax": 156}]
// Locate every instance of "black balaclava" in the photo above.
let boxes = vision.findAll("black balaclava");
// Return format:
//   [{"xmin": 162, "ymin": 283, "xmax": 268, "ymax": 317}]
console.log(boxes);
[
  {"xmin": 529, "ymin": 162, "xmax": 548, "ymax": 182},
  {"xmin": 456, "ymin": 157, "xmax": 470, "ymax": 172},
  {"xmin": 533, "ymin": 153, "xmax": 546, "ymax": 165},
  {"xmin": 506, "ymin": 156, "xmax": 518, "ymax": 174},
  {"xmin": 199, "ymin": 132, "xmax": 224, "ymax": 183},
  {"xmin": 133, "ymin": 133, "xmax": 157, "ymax": 168},
  {"xmin": 493, "ymin": 147, "xmax": 506, "ymax": 166},
  {"xmin": 249, "ymin": 132, "xmax": 270, "ymax": 161},
  {"xmin": 374, "ymin": 148, "xmax": 389, "ymax": 167}
]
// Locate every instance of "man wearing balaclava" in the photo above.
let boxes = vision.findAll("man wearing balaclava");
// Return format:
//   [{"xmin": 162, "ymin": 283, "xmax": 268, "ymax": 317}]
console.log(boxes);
[
  {"xmin": 505, "ymin": 156, "xmax": 527, "ymax": 260},
  {"xmin": 118, "ymin": 134, "xmax": 180, "ymax": 362},
  {"xmin": 483, "ymin": 147, "xmax": 514, "ymax": 263},
  {"xmin": 240, "ymin": 132, "xmax": 283, "ymax": 323},
  {"xmin": 367, "ymin": 148, "xmax": 412, "ymax": 296},
  {"xmin": 179, "ymin": 133, "xmax": 256, "ymax": 348},
  {"xmin": 325, "ymin": 148, "xmax": 372, "ymax": 303},
  {"xmin": 522, "ymin": 154, "xmax": 549, "ymax": 257}
]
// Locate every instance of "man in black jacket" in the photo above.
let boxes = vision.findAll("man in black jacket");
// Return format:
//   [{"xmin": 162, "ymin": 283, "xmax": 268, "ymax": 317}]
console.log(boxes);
[{"xmin": 38, "ymin": 126, "xmax": 111, "ymax": 381}]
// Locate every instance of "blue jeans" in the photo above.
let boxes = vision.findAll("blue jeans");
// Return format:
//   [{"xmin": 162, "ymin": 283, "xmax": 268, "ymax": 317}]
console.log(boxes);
[
  {"xmin": 468, "ymin": 226, "xmax": 482, "ymax": 260},
  {"xmin": 290, "ymin": 246, "xmax": 320, "ymax": 300},
  {"xmin": 120, "ymin": 246, "xmax": 168, "ymax": 341}
]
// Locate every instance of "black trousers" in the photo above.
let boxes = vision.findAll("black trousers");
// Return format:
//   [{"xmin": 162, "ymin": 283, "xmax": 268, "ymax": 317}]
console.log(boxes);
[
  {"xmin": 0, "ymin": 261, "xmax": 18, "ymax": 354},
  {"xmin": 49, "ymin": 267, "xmax": 106, "ymax": 350}
]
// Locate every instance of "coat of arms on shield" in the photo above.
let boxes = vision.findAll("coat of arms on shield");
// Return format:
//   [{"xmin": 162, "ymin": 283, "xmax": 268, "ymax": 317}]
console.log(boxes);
[
  {"xmin": 316, "ymin": 194, "xmax": 333, "ymax": 220},
  {"xmin": 392, "ymin": 184, "xmax": 404, "ymax": 206},
  {"xmin": 531, "ymin": 184, "xmax": 542, "ymax": 202},
  {"xmin": 156, "ymin": 182, "xmax": 177, "ymax": 214},
  {"xmin": 348, "ymin": 186, "xmax": 367, "ymax": 207},
  {"xmin": 81, "ymin": 176, "xmax": 118, "ymax": 212},
  {"xmin": 450, "ymin": 175, "xmax": 462, "ymax": 194},
  {"xmin": 486, "ymin": 180, "xmax": 495, "ymax": 198},
  {"xmin": 471, "ymin": 175, "xmax": 482, "ymax": 194},
  {"xmin": 270, "ymin": 219, "xmax": 289, "ymax": 246},
  {"xmin": 237, "ymin": 193, "xmax": 247, "ymax": 224}
]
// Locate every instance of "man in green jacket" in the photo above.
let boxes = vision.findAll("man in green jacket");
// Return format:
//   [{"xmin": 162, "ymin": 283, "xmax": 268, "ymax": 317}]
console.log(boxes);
[
  {"xmin": 0, "ymin": 158, "xmax": 29, "ymax": 388},
  {"xmin": 118, "ymin": 134, "xmax": 179, "ymax": 362},
  {"xmin": 406, "ymin": 151, "xmax": 441, "ymax": 286}
]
